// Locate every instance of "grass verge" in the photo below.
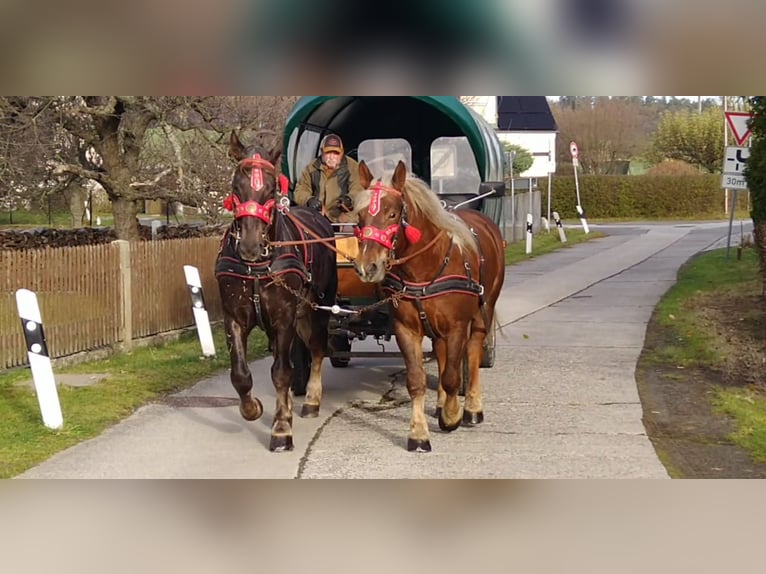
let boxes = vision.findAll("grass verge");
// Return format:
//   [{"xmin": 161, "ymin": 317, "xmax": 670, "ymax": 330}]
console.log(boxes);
[
  {"xmin": 0, "ymin": 326, "xmax": 268, "ymax": 478},
  {"xmin": 640, "ymin": 247, "xmax": 766, "ymax": 467}
]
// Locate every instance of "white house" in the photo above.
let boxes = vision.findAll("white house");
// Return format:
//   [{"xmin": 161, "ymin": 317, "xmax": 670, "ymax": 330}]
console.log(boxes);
[{"xmin": 461, "ymin": 96, "xmax": 558, "ymax": 179}]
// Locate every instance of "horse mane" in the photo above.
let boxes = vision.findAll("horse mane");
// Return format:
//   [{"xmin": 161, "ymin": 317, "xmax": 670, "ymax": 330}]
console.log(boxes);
[{"xmin": 356, "ymin": 172, "xmax": 479, "ymax": 258}]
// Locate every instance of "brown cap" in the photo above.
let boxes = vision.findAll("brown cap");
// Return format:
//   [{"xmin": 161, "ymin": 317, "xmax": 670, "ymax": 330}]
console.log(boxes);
[{"xmin": 322, "ymin": 134, "xmax": 344, "ymax": 154}]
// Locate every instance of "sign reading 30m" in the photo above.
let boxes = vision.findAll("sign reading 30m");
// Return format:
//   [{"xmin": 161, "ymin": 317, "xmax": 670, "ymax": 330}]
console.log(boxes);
[{"xmin": 722, "ymin": 146, "xmax": 750, "ymax": 190}]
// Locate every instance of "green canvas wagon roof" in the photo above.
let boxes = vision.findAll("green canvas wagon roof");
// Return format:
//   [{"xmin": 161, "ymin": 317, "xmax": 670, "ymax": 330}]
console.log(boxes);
[{"xmin": 282, "ymin": 96, "xmax": 505, "ymax": 184}]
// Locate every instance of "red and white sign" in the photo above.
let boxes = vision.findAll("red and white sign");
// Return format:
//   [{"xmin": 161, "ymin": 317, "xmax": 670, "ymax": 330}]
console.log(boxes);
[
  {"xmin": 570, "ymin": 142, "xmax": 579, "ymax": 159},
  {"xmin": 725, "ymin": 112, "xmax": 754, "ymax": 146}
]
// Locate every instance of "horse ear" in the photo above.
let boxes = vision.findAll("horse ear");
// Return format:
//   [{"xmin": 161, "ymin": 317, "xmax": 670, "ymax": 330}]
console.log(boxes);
[
  {"xmin": 392, "ymin": 160, "xmax": 407, "ymax": 191},
  {"xmin": 269, "ymin": 142, "xmax": 283, "ymax": 167},
  {"xmin": 229, "ymin": 131, "xmax": 247, "ymax": 162},
  {"xmin": 358, "ymin": 160, "xmax": 374, "ymax": 189}
]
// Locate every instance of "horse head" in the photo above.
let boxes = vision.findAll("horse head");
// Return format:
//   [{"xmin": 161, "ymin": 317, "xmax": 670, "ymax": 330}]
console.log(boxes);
[
  {"xmin": 354, "ymin": 160, "xmax": 422, "ymax": 283},
  {"xmin": 226, "ymin": 131, "xmax": 286, "ymax": 262}
]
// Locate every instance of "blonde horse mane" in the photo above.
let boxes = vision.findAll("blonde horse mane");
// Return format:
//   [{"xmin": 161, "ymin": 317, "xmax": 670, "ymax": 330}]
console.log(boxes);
[{"xmin": 355, "ymin": 172, "xmax": 479, "ymax": 258}]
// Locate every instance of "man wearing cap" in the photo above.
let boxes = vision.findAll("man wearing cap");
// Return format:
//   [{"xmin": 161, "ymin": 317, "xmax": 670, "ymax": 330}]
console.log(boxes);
[{"xmin": 293, "ymin": 134, "xmax": 364, "ymax": 223}]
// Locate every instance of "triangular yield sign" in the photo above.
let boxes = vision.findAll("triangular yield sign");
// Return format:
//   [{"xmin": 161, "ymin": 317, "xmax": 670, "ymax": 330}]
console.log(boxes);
[{"xmin": 725, "ymin": 112, "xmax": 754, "ymax": 146}]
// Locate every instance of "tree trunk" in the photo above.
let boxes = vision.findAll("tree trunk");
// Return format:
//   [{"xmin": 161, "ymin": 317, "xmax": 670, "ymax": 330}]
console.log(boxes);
[
  {"xmin": 64, "ymin": 181, "xmax": 88, "ymax": 228},
  {"xmin": 754, "ymin": 221, "xmax": 766, "ymax": 297},
  {"xmin": 753, "ymin": 222, "xmax": 766, "ymax": 296},
  {"xmin": 112, "ymin": 196, "xmax": 142, "ymax": 241}
]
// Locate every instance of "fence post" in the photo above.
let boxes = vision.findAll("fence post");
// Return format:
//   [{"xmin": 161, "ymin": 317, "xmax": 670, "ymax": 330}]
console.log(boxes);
[
  {"xmin": 115, "ymin": 240, "xmax": 133, "ymax": 350},
  {"xmin": 183, "ymin": 265, "xmax": 216, "ymax": 358},
  {"xmin": 15, "ymin": 289, "xmax": 63, "ymax": 430}
]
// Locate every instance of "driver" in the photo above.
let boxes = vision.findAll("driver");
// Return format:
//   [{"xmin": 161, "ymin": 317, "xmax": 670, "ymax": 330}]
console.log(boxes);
[{"xmin": 293, "ymin": 134, "xmax": 364, "ymax": 223}]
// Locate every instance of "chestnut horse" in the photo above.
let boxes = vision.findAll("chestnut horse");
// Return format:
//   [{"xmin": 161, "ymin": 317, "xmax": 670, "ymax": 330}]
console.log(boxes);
[
  {"xmin": 353, "ymin": 161, "xmax": 505, "ymax": 452},
  {"xmin": 215, "ymin": 132, "xmax": 337, "ymax": 452}
]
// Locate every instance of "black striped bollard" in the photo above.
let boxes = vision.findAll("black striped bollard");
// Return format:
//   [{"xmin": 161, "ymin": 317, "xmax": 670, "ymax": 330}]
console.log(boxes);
[
  {"xmin": 525, "ymin": 214, "xmax": 534, "ymax": 255},
  {"xmin": 183, "ymin": 266, "xmax": 216, "ymax": 358},
  {"xmin": 15, "ymin": 289, "xmax": 64, "ymax": 430},
  {"xmin": 553, "ymin": 212, "xmax": 568, "ymax": 243}
]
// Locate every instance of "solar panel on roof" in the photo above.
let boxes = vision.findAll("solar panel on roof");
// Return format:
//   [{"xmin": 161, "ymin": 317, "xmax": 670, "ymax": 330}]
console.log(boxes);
[{"xmin": 496, "ymin": 96, "xmax": 557, "ymax": 131}]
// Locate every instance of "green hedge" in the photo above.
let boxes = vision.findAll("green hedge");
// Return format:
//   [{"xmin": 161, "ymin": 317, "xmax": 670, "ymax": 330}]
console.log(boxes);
[{"xmin": 547, "ymin": 175, "xmax": 746, "ymax": 219}]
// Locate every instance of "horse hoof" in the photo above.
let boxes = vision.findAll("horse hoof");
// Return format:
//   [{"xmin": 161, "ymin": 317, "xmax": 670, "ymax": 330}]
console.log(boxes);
[
  {"xmin": 240, "ymin": 397, "xmax": 264, "ymax": 422},
  {"xmin": 438, "ymin": 414, "xmax": 462, "ymax": 433},
  {"xmin": 463, "ymin": 411, "xmax": 485, "ymax": 426},
  {"xmin": 434, "ymin": 407, "xmax": 442, "ymax": 420},
  {"xmin": 407, "ymin": 439, "xmax": 432, "ymax": 453},
  {"xmin": 301, "ymin": 404, "xmax": 320, "ymax": 418},
  {"xmin": 269, "ymin": 435, "xmax": 294, "ymax": 453}
]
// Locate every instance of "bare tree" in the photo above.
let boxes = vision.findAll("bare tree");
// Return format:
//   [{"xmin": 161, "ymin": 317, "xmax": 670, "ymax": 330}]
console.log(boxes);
[
  {"xmin": 553, "ymin": 97, "xmax": 652, "ymax": 175},
  {"xmin": 0, "ymin": 96, "xmax": 298, "ymax": 240}
]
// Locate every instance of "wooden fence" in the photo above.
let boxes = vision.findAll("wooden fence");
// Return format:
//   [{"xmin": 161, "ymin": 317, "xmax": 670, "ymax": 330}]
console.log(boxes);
[{"xmin": 0, "ymin": 237, "xmax": 223, "ymax": 370}]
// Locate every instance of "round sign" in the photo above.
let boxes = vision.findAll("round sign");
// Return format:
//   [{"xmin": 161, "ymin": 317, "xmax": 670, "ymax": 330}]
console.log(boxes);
[{"xmin": 570, "ymin": 142, "xmax": 579, "ymax": 159}]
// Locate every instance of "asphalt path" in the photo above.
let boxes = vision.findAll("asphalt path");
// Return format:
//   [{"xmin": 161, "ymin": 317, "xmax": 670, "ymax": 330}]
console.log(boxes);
[{"xmin": 19, "ymin": 221, "xmax": 750, "ymax": 478}]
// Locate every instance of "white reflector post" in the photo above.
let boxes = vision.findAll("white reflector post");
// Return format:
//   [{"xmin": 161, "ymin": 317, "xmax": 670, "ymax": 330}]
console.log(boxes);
[
  {"xmin": 183, "ymin": 265, "xmax": 216, "ymax": 358},
  {"xmin": 525, "ymin": 214, "xmax": 534, "ymax": 255},
  {"xmin": 576, "ymin": 205, "xmax": 590, "ymax": 235},
  {"xmin": 15, "ymin": 289, "xmax": 63, "ymax": 430},
  {"xmin": 553, "ymin": 212, "xmax": 568, "ymax": 243}
]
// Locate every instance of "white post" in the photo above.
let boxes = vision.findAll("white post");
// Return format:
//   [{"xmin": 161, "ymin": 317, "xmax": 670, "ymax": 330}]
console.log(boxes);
[
  {"xmin": 525, "ymin": 214, "xmax": 534, "ymax": 255},
  {"xmin": 570, "ymin": 141, "xmax": 589, "ymax": 234},
  {"xmin": 509, "ymin": 151, "xmax": 516, "ymax": 243},
  {"xmin": 573, "ymin": 167, "xmax": 590, "ymax": 235},
  {"xmin": 184, "ymin": 266, "xmax": 216, "ymax": 357},
  {"xmin": 547, "ymin": 172, "xmax": 553, "ymax": 233},
  {"xmin": 15, "ymin": 289, "xmax": 63, "ymax": 430},
  {"xmin": 553, "ymin": 211, "xmax": 567, "ymax": 243},
  {"xmin": 724, "ymin": 96, "xmax": 729, "ymax": 215}
]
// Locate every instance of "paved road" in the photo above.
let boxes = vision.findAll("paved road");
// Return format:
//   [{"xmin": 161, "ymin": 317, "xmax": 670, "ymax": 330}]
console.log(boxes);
[{"xmin": 19, "ymin": 221, "xmax": 748, "ymax": 479}]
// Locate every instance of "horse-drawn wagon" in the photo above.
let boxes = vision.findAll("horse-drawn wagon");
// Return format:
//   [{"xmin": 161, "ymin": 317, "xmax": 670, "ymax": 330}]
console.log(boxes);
[
  {"xmin": 216, "ymin": 96, "xmax": 507, "ymax": 451},
  {"xmin": 281, "ymin": 96, "xmax": 507, "ymax": 394}
]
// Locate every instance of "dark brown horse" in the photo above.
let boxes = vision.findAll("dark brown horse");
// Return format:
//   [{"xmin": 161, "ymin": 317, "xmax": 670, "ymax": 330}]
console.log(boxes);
[
  {"xmin": 216, "ymin": 132, "xmax": 337, "ymax": 452},
  {"xmin": 353, "ymin": 161, "xmax": 506, "ymax": 452}
]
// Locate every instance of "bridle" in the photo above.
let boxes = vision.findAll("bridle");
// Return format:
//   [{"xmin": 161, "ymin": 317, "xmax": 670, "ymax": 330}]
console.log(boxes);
[
  {"xmin": 223, "ymin": 153, "xmax": 291, "ymax": 258},
  {"xmin": 355, "ymin": 181, "xmax": 444, "ymax": 269}
]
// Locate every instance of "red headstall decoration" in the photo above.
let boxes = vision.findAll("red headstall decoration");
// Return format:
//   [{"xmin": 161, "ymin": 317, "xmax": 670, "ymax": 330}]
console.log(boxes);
[
  {"xmin": 355, "ymin": 224, "xmax": 400, "ymax": 250},
  {"xmin": 404, "ymin": 223, "xmax": 422, "ymax": 244},
  {"xmin": 369, "ymin": 182, "xmax": 382, "ymax": 216},
  {"xmin": 222, "ymin": 194, "xmax": 275, "ymax": 223},
  {"xmin": 278, "ymin": 174, "xmax": 290, "ymax": 196},
  {"xmin": 250, "ymin": 153, "xmax": 265, "ymax": 191}
]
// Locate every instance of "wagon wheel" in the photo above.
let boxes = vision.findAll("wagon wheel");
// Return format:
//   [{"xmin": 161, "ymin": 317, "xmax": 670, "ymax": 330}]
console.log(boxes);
[
  {"xmin": 329, "ymin": 335, "xmax": 351, "ymax": 368},
  {"xmin": 480, "ymin": 327, "xmax": 496, "ymax": 369},
  {"xmin": 291, "ymin": 339, "xmax": 311, "ymax": 397}
]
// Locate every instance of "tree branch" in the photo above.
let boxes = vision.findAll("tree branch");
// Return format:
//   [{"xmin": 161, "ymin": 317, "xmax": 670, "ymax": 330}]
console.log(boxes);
[
  {"xmin": 52, "ymin": 162, "xmax": 109, "ymax": 187},
  {"xmin": 129, "ymin": 168, "xmax": 173, "ymax": 189}
]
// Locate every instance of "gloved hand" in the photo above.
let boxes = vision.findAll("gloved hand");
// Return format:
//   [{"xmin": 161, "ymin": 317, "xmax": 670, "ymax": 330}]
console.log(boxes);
[
  {"xmin": 306, "ymin": 197, "xmax": 322, "ymax": 211},
  {"xmin": 337, "ymin": 195, "xmax": 354, "ymax": 212}
]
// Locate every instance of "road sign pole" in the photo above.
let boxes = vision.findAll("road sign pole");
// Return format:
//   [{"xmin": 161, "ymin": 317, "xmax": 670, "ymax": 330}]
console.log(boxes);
[
  {"xmin": 570, "ymin": 141, "xmax": 589, "ymax": 234},
  {"xmin": 726, "ymin": 190, "xmax": 738, "ymax": 260}
]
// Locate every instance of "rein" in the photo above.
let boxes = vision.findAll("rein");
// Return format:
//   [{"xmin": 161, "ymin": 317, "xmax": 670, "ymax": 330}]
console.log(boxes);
[
  {"xmin": 269, "ymin": 209, "xmax": 359, "ymax": 262},
  {"xmin": 385, "ymin": 230, "xmax": 446, "ymax": 269}
]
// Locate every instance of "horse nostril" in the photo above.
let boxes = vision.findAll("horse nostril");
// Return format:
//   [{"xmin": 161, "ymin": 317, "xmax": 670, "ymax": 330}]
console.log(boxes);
[{"xmin": 368, "ymin": 262, "xmax": 378, "ymax": 277}]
